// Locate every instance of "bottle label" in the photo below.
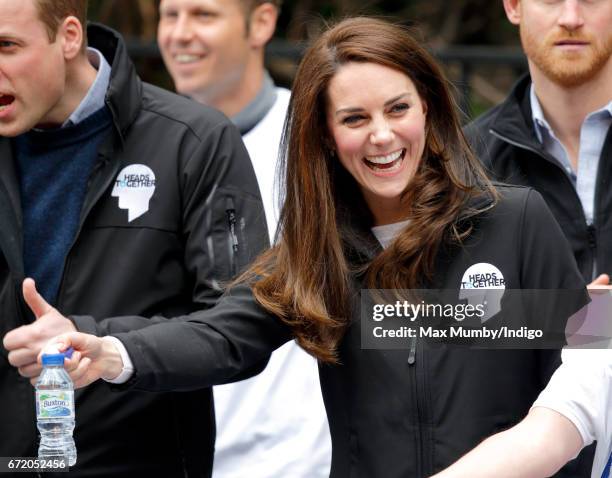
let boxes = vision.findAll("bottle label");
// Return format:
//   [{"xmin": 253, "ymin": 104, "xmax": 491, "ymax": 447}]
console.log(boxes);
[{"xmin": 36, "ymin": 391, "xmax": 75, "ymax": 419}]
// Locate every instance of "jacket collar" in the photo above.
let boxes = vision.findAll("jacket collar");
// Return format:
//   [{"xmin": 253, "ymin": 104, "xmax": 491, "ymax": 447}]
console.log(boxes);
[
  {"xmin": 87, "ymin": 23, "xmax": 142, "ymax": 147},
  {"xmin": 338, "ymin": 186, "xmax": 496, "ymax": 268},
  {"xmin": 488, "ymin": 74, "xmax": 546, "ymax": 153},
  {"xmin": 338, "ymin": 201, "xmax": 382, "ymax": 267}
]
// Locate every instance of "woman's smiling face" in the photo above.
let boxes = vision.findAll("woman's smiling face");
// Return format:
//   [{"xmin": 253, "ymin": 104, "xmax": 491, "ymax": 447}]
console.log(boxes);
[{"xmin": 326, "ymin": 61, "xmax": 428, "ymax": 226}]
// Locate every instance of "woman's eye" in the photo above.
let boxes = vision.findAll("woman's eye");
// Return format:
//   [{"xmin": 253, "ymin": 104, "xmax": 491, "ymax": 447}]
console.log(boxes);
[
  {"xmin": 390, "ymin": 103, "xmax": 409, "ymax": 114},
  {"xmin": 342, "ymin": 115, "xmax": 365, "ymax": 125}
]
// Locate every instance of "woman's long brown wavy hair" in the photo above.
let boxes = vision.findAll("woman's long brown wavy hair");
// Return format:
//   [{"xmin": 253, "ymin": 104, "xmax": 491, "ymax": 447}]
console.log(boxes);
[{"xmin": 244, "ymin": 17, "xmax": 497, "ymax": 362}]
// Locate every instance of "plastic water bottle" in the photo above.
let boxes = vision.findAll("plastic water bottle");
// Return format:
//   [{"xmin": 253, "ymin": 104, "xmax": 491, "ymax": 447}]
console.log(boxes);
[{"xmin": 35, "ymin": 348, "xmax": 77, "ymax": 466}]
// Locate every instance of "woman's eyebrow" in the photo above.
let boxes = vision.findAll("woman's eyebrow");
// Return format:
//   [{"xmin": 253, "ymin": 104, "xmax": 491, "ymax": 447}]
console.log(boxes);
[{"xmin": 334, "ymin": 92, "xmax": 413, "ymax": 116}]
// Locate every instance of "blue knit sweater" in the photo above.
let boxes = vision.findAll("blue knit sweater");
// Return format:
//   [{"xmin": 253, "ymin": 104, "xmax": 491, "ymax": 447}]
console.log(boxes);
[{"xmin": 14, "ymin": 107, "xmax": 112, "ymax": 304}]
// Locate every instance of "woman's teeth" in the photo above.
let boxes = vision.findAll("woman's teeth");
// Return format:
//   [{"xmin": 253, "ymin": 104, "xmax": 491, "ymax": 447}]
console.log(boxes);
[{"xmin": 364, "ymin": 149, "xmax": 405, "ymax": 171}]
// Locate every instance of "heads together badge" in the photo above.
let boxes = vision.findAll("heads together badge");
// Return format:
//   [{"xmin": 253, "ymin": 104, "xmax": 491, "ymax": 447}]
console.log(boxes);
[
  {"xmin": 112, "ymin": 164, "xmax": 156, "ymax": 222},
  {"xmin": 459, "ymin": 263, "xmax": 506, "ymax": 323}
]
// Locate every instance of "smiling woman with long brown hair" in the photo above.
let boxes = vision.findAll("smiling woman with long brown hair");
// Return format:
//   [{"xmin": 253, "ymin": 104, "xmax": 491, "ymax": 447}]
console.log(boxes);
[
  {"xmin": 29, "ymin": 17, "xmax": 591, "ymax": 477},
  {"xmin": 249, "ymin": 17, "xmax": 497, "ymax": 363}
]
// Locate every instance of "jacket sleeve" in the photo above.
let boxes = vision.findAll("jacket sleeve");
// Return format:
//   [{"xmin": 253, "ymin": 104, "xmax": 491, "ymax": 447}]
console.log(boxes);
[
  {"xmin": 71, "ymin": 120, "xmax": 270, "ymax": 336},
  {"xmin": 180, "ymin": 120, "xmax": 270, "ymax": 307},
  {"xmin": 110, "ymin": 283, "xmax": 294, "ymax": 392}
]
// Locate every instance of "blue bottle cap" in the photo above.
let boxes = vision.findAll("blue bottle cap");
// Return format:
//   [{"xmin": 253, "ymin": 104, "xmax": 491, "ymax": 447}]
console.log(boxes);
[{"xmin": 41, "ymin": 353, "xmax": 65, "ymax": 366}]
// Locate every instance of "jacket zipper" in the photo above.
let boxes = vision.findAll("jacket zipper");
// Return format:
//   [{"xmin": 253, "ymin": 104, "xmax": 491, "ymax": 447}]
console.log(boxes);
[
  {"xmin": 489, "ymin": 129, "xmax": 597, "ymax": 278},
  {"xmin": 588, "ymin": 130, "xmax": 608, "ymax": 278},
  {"xmin": 56, "ymin": 154, "xmax": 119, "ymax": 308},
  {"xmin": 226, "ymin": 197, "xmax": 238, "ymax": 277},
  {"xmin": 407, "ymin": 336, "xmax": 428, "ymax": 476},
  {"xmin": 587, "ymin": 224, "xmax": 597, "ymax": 277},
  {"xmin": 407, "ymin": 336, "xmax": 417, "ymax": 365},
  {"xmin": 55, "ymin": 201, "xmax": 92, "ymax": 309}
]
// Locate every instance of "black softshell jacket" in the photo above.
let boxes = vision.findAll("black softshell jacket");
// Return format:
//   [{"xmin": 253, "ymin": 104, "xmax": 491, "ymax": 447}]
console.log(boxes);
[
  {"xmin": 106, "ymin": 186, "xmax": 591, "ymax": 477},
  {"xmin": 0, "ymin": 25, "xmax": 269, "ymax": 477},
  {"xmin": 465, "ymin": 74, "xmax": 612, "ymax": 282}
]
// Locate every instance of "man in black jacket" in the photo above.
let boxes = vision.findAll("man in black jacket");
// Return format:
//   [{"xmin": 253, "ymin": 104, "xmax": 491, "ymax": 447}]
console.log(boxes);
[
  {"xmin": 465, "ymin": 0, "xmax": 612, "ymax": 284},
  {"xmin": 0, "ymin": 0, "xmax": 268, "ymax": 476}
]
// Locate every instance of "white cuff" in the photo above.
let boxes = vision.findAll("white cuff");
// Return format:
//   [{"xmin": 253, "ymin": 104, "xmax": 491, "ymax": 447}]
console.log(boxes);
[{"xmin": 102, "ymin": 336, "xmax": 135, "ymax": 384}]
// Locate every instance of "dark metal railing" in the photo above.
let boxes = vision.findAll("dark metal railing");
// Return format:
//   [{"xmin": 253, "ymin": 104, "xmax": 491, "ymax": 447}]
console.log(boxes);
[{"xmin": 124, "ymin": 38, "xmax": 527, "ymax": 117}]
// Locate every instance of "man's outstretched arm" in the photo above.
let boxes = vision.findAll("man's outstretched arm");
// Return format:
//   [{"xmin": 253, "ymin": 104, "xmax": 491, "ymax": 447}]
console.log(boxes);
[{"xmin": 431, "ymin": 407, "xmax": 583, "ymax": 478}]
